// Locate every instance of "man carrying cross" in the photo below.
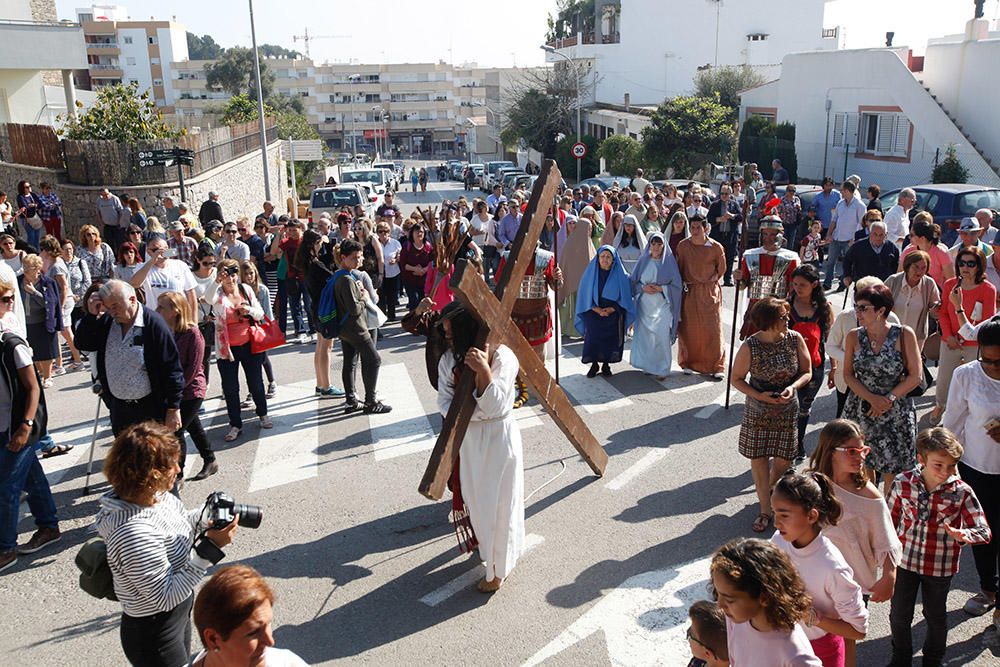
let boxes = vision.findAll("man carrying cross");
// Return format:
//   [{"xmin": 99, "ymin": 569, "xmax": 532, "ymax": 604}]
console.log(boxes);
[{"xmin": 437, "ymin": 301, "xmax": 523, "ymax": 593}]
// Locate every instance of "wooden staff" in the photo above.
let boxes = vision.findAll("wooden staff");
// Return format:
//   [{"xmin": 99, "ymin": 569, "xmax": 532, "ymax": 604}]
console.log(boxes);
[
  {"xmin": 725, "ymin": 191, "xmax": 752, "ymax": 409},
  {"xmin": 552, "ymin": 199, "xmax": 560, "ymax": 384}
]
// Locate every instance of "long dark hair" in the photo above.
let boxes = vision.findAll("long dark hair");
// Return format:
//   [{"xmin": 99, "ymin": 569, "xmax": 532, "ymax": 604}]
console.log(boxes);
[
  {"xmin": 440, "ymin": 301, "xmax": 480, "ymax": 365},
  {"xmin": 772, "ymin": 471, "xmax": 843, "ymax": 527},
  {"xmin": 294, "ymin": 229, "xmax": 323, "ymax": 275},
  {"xmin": 790, "ymin": 263, "xmax": 827, "ymax": 310},
  {"xmin": 407, "ymin": 223, "xmax": 427, "ymax": 248}
]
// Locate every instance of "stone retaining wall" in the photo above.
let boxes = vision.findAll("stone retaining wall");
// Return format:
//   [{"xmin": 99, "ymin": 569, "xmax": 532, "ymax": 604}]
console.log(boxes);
[{"xmin": 0, "ymin": 141, "xmax": 288, "ymax": 243}]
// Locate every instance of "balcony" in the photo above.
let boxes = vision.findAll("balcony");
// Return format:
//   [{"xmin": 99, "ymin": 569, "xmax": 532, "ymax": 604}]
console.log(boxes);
[
  {"xmin": 87, "ymin": 43, "xmax": 119, "ymax": 56},
  {"xmin": 0, "ymin": 19, "xmax": 87, "ymax": 71},
  {"xmin": 89, "ymin": 64, "xmax": 124, "ymax": 78},
  {"xmin": 546, "ymin": 30, "xmax": 619, "ymax": 50}
]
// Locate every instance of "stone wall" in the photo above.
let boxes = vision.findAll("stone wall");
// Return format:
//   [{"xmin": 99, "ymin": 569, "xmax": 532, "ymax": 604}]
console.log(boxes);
[{"xmin": 0, "ymin": 141, "xmax": 288, "ymax": 243}]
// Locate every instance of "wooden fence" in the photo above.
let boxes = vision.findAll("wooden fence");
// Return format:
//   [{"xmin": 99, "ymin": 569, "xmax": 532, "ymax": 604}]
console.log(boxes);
[
  {"xmin": 1, "ymin": 123, "xmax": 63, "ymax": 169},
  {"xmin": 0, "ymin": 118, "xmax": 278, "ymax": 186}
]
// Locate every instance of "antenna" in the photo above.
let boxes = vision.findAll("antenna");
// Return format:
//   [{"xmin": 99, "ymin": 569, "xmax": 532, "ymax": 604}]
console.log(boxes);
[{"xmin": 292, "ymin": 27, "xmax": 349, "ymax": 59}]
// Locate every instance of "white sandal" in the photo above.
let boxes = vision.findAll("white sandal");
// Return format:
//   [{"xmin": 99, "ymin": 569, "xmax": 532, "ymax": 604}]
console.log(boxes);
[{"xmin": 223, "ymin": 427, "xmax": 241, "ymax": 442}]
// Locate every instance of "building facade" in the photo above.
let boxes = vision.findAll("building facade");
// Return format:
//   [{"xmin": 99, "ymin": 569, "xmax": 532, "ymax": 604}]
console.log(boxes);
[
  {"xmin": 75, "ymin": 4, "xmax": 188, "ymax": 109},
  {"xmin": 738, "ymin": 17, "xmax": 1000, "ymax": 190},
  {"xmin": 172, "ymin": 58, "xmax": 532, "ymax": 158}
]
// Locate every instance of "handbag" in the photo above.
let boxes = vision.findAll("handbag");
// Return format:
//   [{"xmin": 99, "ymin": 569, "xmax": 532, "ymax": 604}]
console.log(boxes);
[
  {"xmin": 365, "ymin": 298, "xmax": 387, "ymax": 330},
  {"xmin": 249, "ymin": 317, "xmax": 285, "ymax": 354}
]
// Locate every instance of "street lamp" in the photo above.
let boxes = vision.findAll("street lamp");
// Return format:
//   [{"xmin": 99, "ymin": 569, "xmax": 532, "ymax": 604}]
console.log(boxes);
[
  {"xmin": 541, "ymin": 44, "xmax": 582, "ymax": 184},
  {"xmin": 372, "ymin": 105, "xmax": 382, "ymax": 157},
  {"xmin": 248, "ymin": 0, "xmax": 270, "ymax": 199}
]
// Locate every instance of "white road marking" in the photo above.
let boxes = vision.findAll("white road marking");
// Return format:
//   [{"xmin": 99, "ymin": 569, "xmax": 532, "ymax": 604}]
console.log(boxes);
[
  {"xmin": 546, "ymin": 351, "xmax": 631, "ymax": 415},
  {"xmin": 182, "ymin": 397, "xmax": 225, "ymax": 479},
  {"xmin": 247, "ymin": 383, "xmax": 318, "ymax": 492},
  {"xmin": 513, "ymin": 405, "xmax": 544, "ymax": 430},
  {"xmin": 370, "ymin": 363, "xmax": 437, "ymax": 461},
  {"xmin": 694, "ymin": 392, "xmax": 728, "ymax": 419},
  {"xmin": 522, "ymin": 555, "xmax": 713, "ymax": 667},
  {"xmin": 605, "ymin": 449, "xmax": 669, "ymax": 491},
  {"xmin": 420, "ymin": 533, "xmax": 545, "ymax": 607}
]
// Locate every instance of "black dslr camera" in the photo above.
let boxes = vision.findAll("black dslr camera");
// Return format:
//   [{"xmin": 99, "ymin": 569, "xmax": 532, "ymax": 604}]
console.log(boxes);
[{"xmin": 203, "ymin": 492, "xmax": 263, "ymax": 529}]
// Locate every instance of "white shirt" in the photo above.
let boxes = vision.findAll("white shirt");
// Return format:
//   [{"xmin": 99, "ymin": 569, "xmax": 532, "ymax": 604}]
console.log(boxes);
[
  {"xmin": 830, "ymin": 197, "xmax": 867, "ymax": 242},
  {"xmin": 381, "ymin": 237, "xmax": 402, "ymax": 278},
  {"xmin": 192, "ymin": 647, "xmax": 307, "ymax": 667},
  {"xmin": 686, "ymin": 205, "xmax": 709, "ymax": 219},
  {"xmin": 771, "ymin": 532, "xmax": 868, "ymax": 642},
  {"xmin": 726, "ymin": 616, "xmax": 821, "ymax": 667},
  {"xmin": 215, "ymin": 238, "xmax": 251, "ymax": 261},
  {"xmin": 883, "ymin": 204, "xmax": 910, "ymax": 244},
  {"xmin": 140, "ymin": 258, "xmax": 196, "ymax": 304},
  {"xmin": 0, "ymin": 261, "xmax": 26, "ymax": 337},
  {"xmin": 104, "ymin": 306, "xmax": 152, "ymax": 400},
  {"xmin": 943, "ymin": 361, "xmax": 1000, "ymax": 474}
]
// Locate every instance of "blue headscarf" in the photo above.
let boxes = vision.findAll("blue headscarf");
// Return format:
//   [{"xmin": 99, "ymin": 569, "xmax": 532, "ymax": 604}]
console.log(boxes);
[
  {"xmin": 575, "ymin": 244, "xmax": 636, "ymax": 335},
  {"xmin": 630, "ymin": 231, "xmax": 683, "ymax": 340}
]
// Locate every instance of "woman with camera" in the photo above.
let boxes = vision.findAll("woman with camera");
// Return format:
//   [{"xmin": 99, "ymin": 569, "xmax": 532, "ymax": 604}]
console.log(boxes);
[
  {"xmin": 96, "ymin": 421, "xmax": 238, "ymax": 666},
  {"xmin": 192, "ymin": 564, "xmax": 306, "ymax": 667},
  {"xmin": 211, "ymin": 259, "xmax": 271, "ymax": 442}
]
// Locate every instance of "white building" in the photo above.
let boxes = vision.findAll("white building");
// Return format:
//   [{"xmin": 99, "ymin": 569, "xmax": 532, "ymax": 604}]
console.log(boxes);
[
  {"xmin": 0, "ymin": 0, "xmax": 89, "ymax": 125},
  {"xmin": 545, "ymin": 0, "xmax": 841, "ymax": 107},
  {"xmin": 75, "ymin": 4, "xmax": 188, "ymax": 109},
  {"xmin": 739, "ymin": 16, "xmax": 1000, "ymax": 190}
]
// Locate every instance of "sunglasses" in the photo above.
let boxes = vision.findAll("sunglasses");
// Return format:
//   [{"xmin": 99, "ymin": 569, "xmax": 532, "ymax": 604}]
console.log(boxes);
[
  {"xmin": 958, "ymin": 259, "xmax": 979, "ymax": 268},
  {"xmin": 835, "ymin": 445, "xmax": 871, "ymax": 457},
  {"xmin": 222, "ymin": 266, "xmax": 239, "ymax": 276},
  {"xmin": 855, "ymin": 304, "xmax": 876, "ymax": 313},
  {"xmin": 0, "ymin": 295, "xmax": 14, "ymax": 304},
  {"xmin": 202, "ymin": 260, "xmax": 216, "ymax": 266},
  {"xmin": 686, "ymin": 626, "xmax": 709, "ymax": 651},
  {"xmin": 129, "ymin": 230, "xmax": 141, "ymax": 235},
  {"xmin": 978, "ymin": 354, "xmax": 1000, "ymax": 368}
]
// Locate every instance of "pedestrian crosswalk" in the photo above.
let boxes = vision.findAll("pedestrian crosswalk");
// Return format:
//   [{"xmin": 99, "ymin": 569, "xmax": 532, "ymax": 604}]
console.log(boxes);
[
  {"xmin": 370, "ymin": 363, "xmax": 436, "ymax": 461},
  {"xmin": 248, "ymin": 382, "xmax": 319, "ymax": 493}
]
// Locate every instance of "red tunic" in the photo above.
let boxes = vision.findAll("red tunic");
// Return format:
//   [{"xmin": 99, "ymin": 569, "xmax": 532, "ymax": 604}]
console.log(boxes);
[{"xmin": 498, "ymin": 252, "xmax": 557, "ymax": 347}]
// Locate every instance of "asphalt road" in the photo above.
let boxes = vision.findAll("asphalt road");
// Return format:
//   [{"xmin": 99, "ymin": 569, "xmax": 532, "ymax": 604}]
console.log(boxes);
[{"xmin": 2, "ymin": 175, "xmax": 999, "ymax": 666}]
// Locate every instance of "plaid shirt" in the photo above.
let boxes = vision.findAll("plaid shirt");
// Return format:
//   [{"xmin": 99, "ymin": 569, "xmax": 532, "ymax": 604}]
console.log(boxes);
[
  {"xmin": 167, "ymin": 235, "xmax": 199, "ymax": 264},
  {"xmin": 888, "ymin": 468, "xmax": 991, "ymax": 577},
  {"xmin": 37, "ymin": 192, "xmax": 61, "ymax": 221}
]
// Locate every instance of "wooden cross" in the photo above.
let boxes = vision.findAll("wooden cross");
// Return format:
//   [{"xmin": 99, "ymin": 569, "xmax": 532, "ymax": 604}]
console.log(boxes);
[{"xmin": 418, "ymin": 159, "xmax": 608, "ymax": 500}]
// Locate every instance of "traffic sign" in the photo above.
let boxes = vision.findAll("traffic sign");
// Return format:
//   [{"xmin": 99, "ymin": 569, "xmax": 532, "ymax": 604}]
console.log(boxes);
[{"xmin": 571, "ymin": 142, "xmax": 587, "ymax": 159}]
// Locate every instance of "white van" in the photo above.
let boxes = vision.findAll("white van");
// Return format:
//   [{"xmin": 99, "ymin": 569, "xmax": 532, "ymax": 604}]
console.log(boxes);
[
  {"xmin": 341, "ymin": 168, "xmax": 392, "ymax": 197},
  {"xmin": 309, "ymin": 184, "xmax": 376, "ymax": 222}
]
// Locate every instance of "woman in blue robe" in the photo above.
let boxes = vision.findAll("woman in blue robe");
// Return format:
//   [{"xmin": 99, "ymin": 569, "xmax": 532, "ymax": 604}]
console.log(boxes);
[
  {"xmin": 629, "ymin": 232, "xmax": 683, "ymax": 379},
  {"xmin": 575, "ymin": 245, "xmax": 636, "ymax": 377}
]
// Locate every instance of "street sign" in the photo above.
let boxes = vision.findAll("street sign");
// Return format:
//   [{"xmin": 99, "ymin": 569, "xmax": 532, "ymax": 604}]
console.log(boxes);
[
  {"xmin": 281, "ymin": 139, "xmax": 324, "ymax": 161},
  {"xmin": 136, "ymin": 147, "xmax": 194, "ymax": 164},
  {"xmin": 571, "ymin": 142, "xmax": 587, "ymax": 159}
]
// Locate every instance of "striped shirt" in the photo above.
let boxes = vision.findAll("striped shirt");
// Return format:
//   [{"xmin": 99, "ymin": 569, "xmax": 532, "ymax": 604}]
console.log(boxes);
[
  {"xmin": 95, "ymin": 492, "xmax": 213, "ymax": 617},
  {"xmin": 888, "ymin": 468, "xmax": 991, "ymax": 577}
]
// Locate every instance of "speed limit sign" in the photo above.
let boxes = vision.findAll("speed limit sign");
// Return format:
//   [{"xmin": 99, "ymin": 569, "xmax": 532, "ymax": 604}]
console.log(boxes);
[{"xmin": 571, "ymin": 142, "xmax": 587, "ymax": 159}]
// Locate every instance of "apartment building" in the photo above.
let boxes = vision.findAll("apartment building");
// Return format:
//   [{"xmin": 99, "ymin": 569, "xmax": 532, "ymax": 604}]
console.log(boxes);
[
  {"xmin": 172, "ymin": 58, "xmax": 531, "ymax": 157},
  {"xmin": 75, "ymin": 4, "xmax": 188, "ymax": 109}
]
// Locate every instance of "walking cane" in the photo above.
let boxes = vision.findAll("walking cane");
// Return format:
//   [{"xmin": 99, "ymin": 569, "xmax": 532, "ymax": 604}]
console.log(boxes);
[
  {"xmin": 82, "ymin": 396, "xmax": 102, "ymax": 495},
  {"xmin": 725, "ymin": 196, "xmax": 752, "ymax": 409},
  {"xmin": 552, "ymin": 200, "xmax": 560, "ymax": 384}
]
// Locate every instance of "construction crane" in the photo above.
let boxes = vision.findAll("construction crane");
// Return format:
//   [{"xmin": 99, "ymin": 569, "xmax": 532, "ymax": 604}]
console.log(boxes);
[{"xmin": 292, "ymin": 27, "xmax": 349, "ymax": 59}]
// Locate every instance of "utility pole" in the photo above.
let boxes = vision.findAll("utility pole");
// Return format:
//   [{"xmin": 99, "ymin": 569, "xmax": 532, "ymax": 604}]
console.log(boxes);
[
  {"xmin": 541, "ymin": 45, "xmax": 582, "ymax": 183},
  {"xmin": 248, "ymin": 0, "xmax": 270, "ymax": 200}
]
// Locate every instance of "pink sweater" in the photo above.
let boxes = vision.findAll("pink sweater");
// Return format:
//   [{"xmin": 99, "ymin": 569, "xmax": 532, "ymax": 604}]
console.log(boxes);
[{"xmin": 726, "ymin": 617, "xmax": 821, "ymax": 666}]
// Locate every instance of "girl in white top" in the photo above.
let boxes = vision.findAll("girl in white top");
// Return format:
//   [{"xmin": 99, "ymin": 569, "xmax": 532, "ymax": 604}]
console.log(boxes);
[
  {"xmin": 809, "ymin": 419, "xmax": 902, "ymax": 667},
  {"xmin": 771, "ymin": 472, "xmax": 868, "ymax": 667},
  {"xmin": 711, "ymin": 538, "xmax": 821, "ymax": 667}
]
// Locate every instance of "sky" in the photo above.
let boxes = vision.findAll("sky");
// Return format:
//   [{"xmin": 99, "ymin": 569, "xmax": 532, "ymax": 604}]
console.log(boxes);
[{"xmin": 55, "ymin": 0, "xmax": 994, "ymax": 66}]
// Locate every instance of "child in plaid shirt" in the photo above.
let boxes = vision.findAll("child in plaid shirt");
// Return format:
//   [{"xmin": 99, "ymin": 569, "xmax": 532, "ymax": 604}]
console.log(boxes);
[{"xmin": 887, "ymin": 427, "xmax": 991, "ymax": 666}]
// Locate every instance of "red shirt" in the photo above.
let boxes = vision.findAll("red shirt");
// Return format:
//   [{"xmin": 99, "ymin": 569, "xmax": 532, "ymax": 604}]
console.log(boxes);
[
  {"xmin": 939, "ymin": 278, "xmax": 996, "ymax": 345},
  {"xmin": 280, "ymin": 238, "xmax": 302, "ymax": 280}
]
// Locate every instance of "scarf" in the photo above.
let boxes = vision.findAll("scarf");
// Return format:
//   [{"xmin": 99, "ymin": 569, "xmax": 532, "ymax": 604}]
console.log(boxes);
[
  {"xmin": 574, "ymin": 244, "xmax": 637, "ymax": 335},
  {"xmin": 630, "ymin": 232, "xmax": 684, "ymax": 339}
]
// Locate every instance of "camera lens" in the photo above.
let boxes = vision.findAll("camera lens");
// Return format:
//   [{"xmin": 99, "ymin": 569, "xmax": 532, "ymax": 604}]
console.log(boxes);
[{"xmin": 235, "ymin": 504, "xmax": 263, "ymax": 529}]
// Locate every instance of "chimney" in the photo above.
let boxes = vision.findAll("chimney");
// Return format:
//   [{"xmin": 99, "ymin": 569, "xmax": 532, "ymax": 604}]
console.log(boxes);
[{"xmin": 624, "ymin": 93, "xmax": 630, "ymax": 113}]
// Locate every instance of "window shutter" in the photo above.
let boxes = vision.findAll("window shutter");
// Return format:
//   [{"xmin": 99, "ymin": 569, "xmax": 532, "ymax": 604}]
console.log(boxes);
[
  {"xmin": 832, "ymin": 113, "xmax": 845, "ymax": 147},
  {"xmin": 876, "ymin": 114, "xmax": 895, "ymax": 154},
  {"xmin": 844, "ymin": 113, "xmax": 859, "ymax": 149},
  {"xmin": 893, "ymin": 116, "xmax": 910, "ymax": 156}
]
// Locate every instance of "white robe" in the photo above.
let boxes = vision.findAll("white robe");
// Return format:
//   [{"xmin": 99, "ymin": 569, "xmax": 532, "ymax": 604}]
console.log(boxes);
[
  {"xmin": 438, "ymin": 344, "xmax": 525, "ymax": 581},
  {"xmin": 630, "ymin": 261, "xmax": 673, "ymax": 376}
]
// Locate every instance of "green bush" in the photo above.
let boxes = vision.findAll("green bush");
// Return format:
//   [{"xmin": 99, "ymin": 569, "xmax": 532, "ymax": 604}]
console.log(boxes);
[{"xmin": 932, "ymin": 144, "xmax": 969, "ymax": 184}]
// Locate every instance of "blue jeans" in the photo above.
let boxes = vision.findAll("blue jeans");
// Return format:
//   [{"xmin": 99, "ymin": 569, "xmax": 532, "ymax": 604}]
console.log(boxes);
[
  {"xmin": 24, "ymin": 223, "xmax": 41, "ymax": 250},
  {"xmin": 275, "ymin": 278, "xmax": 288, "ymax": 334},
  {"xmin": 217, "ymin": 343, "xmax": 267, "ymax": 428},
  {"xmin": 286, "ymin": 278, "xmax": 314, "ymax": 334},
  {"xmin": 0, "ymin": 433, "xmax": 58, "ymax": 551},
  {"xmin": 823, "ymin": 239, "xmax": 850, "ymax": 288}
]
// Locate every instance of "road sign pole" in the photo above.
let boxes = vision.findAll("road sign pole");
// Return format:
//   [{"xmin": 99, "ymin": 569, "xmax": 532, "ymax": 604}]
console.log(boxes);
[{"xmin": 172, "ymin": 147, "xmax": 186, "ymax": 203}]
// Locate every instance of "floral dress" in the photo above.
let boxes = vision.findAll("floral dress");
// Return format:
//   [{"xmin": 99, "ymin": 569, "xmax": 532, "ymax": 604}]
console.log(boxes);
[
  {"xmin": 843, "ymin": 325, "xmax": 916, "ymax": 475},
  {"xmin": 739, "ymin": 332, "xmax": 799, "ymax": 460}
]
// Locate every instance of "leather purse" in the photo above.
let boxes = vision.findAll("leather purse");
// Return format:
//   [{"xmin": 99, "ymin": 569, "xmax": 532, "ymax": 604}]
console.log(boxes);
[{"xmin": 248, "ymin": 317, "xmax": 285, "ymax": 354}]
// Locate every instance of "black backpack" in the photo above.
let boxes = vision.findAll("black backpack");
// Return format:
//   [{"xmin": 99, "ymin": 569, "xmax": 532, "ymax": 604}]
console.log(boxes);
[{"xmin": 0, "ymin": 331, "xmax": 47, "ymax": 443}]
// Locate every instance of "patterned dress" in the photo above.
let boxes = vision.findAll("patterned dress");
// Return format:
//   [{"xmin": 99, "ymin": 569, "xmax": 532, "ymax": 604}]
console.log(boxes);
[
  {"xmin": 843, "ymin": 325, "xmax": 917, "ymax": 475},
  {"xmin": 739, "ymin": 332, "xmax": 800, "ymax": 460}
]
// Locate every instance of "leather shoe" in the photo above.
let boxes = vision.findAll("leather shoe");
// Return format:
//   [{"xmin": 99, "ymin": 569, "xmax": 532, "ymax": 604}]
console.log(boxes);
[{"xmin": 189, "ymin": 460, "xmax": 219, "ymax": 482}]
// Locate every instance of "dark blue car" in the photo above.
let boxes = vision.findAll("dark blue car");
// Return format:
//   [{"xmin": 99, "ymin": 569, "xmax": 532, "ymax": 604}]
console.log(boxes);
[{"xmin": 879, "ymin": 184, "xmax": 1000, "ymax": 246}]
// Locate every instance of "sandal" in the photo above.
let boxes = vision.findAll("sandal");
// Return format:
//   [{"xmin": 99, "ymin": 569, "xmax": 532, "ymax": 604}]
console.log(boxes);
[
  {"xmin": 752, "ymin": 513, "xmax": 773, "ymax": 534},
  {"xmin": 223, "ymin": 427, "xmax": 241, "ymax": 442},
  {"xmin": 40, "ymin": 444, "xmax": 73, "ymax": 458},
  {"xmin": 477, "ymin": 577, "xmax": 503, "ymax": 594},
  {"xmin": 259, "ymin": 415, "xmax": 273, "ymax": 429}
]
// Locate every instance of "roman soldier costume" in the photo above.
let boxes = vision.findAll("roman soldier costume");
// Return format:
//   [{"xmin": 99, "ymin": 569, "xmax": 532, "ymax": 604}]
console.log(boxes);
[{"xmin": 739, "ymin": 216, "xmax": 799, "ymax": 339}]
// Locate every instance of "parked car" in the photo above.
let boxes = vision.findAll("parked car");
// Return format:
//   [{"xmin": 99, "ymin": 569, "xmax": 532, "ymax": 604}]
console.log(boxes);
[
  {"xmin": 341, "ymin": 168, "xmax": 392, "ymax": 197},
  {"xmin": 503, "ymin": 172, "xmax": 530, "ymax": 197},
  {"xmin": 392, "ymin": 160, "xmax": 405, "ymax": 178},
  {"xmin": 651, "ymin": 179, "xmax": 715, "ymax": 196},
  {"xmin": 309, "ymin": 184, "xmax": 376, "ymax": 222},
  {"xmin": 372, "ymin": 162, "xmax": 399, "ymax": 191},
  {"xmin": 484, "ymin": 160, "xmax": 516, "ymax": 191},
  {"xmin": 527, "ymin": 174, "xmax": 568, "ymax": 195},
  {"xmin": 577, "ymin": 176, "xmax": 631, "ymax": 192},
  {"xmin": 879, "ymin": 183, "xmax": 1000, "ymax": 246}
]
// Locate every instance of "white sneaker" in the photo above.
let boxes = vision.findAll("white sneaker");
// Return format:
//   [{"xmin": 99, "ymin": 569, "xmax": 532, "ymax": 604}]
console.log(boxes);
[
  {"xmin": 682, "ymin": 368, "xmax": 694, "ymax": 375},
  {"xmin": 297, "ymin": 333, "xmax": 310, "ymax": 344},
  {"xmin": 711, "ymin": 372, "xmax": 725, "ymax": 380},
  {"xmin": 41, "ymin": 378, "xmax": 53, "ymax": 388},
  {"xmin": 51, "ymin": 366, "xmax": 66, "ymax": 377}
]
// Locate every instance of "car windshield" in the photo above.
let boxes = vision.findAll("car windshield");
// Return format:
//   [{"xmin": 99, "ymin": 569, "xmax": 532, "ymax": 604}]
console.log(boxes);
[
  {"xmin": 312, "ymin": 189, "xmax": 360, "ymax": 208},
  {"xmin": 957, "ymin": 190, "xmax": 1000, "ymax": 216},
  {"xmin": 342, "ymin": 170, "xmax": 384, "ymax": 185}
]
